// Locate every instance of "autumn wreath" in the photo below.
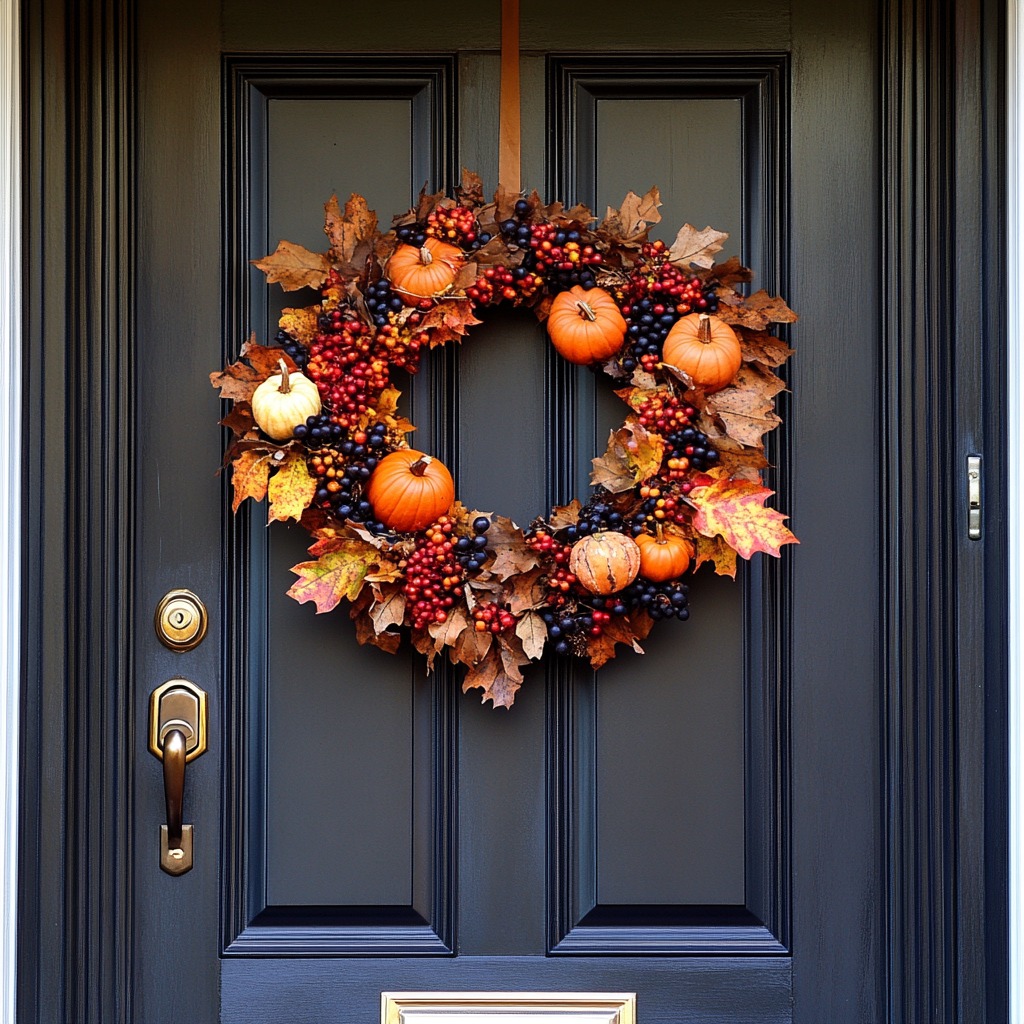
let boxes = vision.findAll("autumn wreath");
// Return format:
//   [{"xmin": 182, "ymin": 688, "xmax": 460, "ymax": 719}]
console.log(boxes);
[{"xmin": 211, "ymin": 170, "xmax": 798, "ymax": 708}]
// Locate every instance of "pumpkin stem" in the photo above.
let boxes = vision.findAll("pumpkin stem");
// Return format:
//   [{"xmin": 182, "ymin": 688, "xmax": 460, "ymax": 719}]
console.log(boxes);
[
  {"xmin": 410, "ymin": 454, "xmax": 434, "ymax": 477},
  {"xmin": 277, "ymin": 358, "xmax": 292, "ymax": 394},
  {"xmin": 655, "ymin": 521, "xmax": 666, "ymax": 544},
  {"xmin": 574, "ymin": 300, "xmax": 597, "ymax": 322},
  {"xmin": 419, "ymin": 245, "xmax": 434, "ymax": 266},
  {"xmin": 698, "ymin": 313, "xmax": 713, "ymax": 344}
]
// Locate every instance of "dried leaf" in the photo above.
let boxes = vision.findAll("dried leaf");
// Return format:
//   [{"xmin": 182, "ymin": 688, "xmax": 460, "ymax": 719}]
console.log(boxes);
[
  {"xmin": 462, "ymin": 644, "xmax": 522, "ymax": 709},
  {"xmin": 717, "ymin": 289, "xmax": 797, "ymax": 331},
  {"xmin": 668, "ymin": 224, "xmax": 729, "ymax": 269},
  {"xmin": 705, "ymin": 364, "xmax": 786, "ymax": 448},
  {"xmin": 586, "ymin": 614, "xmax": 646, "ymax": 670},
  {"xmin": 456, "ymin": 168, "xmax": 485, "ymax": 208},
  {"xmin": 324, "ymin": 193, "xmax": 378, "ymax": 275},
  {"xmin": 483, "ymin": 516, "xmax": 539, "ymax": 581},
  {"xmin": 368, "ymin": 582, "xmax": 406, "ymax": 634},
  {"xmin": 419, "ymin": 298, "xmax": 482, "ymax": 347},
  {"xmin": 252, "ymin": 240, "xmax": 331, "ymax": 292},
  {"xmin": 231, "ymin": 449, "xmax": 272, "ymax": 512},
  {"xmin": 428, "ymin": 604, "xmax": 471, "ymax": 651},
  {"xmin": 452, "ymin": 621, "xmax": 493, "ymax": 667},
  {"xmin": 688, "ymin": 474, "xmax": 798, "ymax": 560},
  {"xmin": 548, "ymin": 500, "xmax": 582, "ymax": 530},
  {"xmin": 210, "ymin": 336, "xmax": 297, "ymax": 403},
  {"xmin": 591, "ymin": 419, "xmax": 665, "ymax": 492},
  {"xmin": 739, "ymin": 329, "xmax": 795, "ymax": 368},
  {"xmin": 505, "ymin": 566, "xmax": 547, "ymax": 615},
  {"xmin": 515, "ymin": 610, "xmax": 548, "ymax": 661},
  {"xmin": 602, "ymin": 187, "xmax": 662, "ymax": 242},
  {"xmin": 287, "ymin": 538, "xmax": 394, "ymax": 614},
  {"xmin": 692, "ymin": 534, "xmax": 739, "ymax": 578},
  {"xmin": 267, "ymin": 452, "xmax": 316, "ymax": 523},
  {"xmin": 278, "ymin": 306, "xmax": 320, "ymax": 346}
]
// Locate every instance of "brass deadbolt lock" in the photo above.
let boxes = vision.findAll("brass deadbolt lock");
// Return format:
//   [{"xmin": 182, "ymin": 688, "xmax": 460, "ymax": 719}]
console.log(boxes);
[{"xmin": 155, "ymin": 589, "xmax": 208, "ymax": 651}]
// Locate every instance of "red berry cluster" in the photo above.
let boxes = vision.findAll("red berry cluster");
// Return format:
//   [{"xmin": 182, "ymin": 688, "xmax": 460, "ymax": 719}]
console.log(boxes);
[
  {"xmin": 426, "ymin": 205, "xmax": 478, "ymax": 247},
  {"xmin": 375, "ymin": 322, "xmax": 425, "ymax": 373},
  {"xmin": 635, "ymin": 391, "xmax": 695, "ymax": 435},
  {"xmin": 528, "ymin": 223, "xmax": 602, "ymax": 274},
  {"xmin": 624, "ymin": 240, "xmax": 709, "ymax": 314},
  {"xmin": 472, "ymin": 602, "xmax": 516, "ymax": 634},
  {"xmin": 402, "ymin": 516, "xmax": 465, "ymax": 630},
  {"xmin": 527, "ymin": 530, "xmax": 583, "ymax": 608},
  {"xmin": 465, "ymin": 264, "xmax": 544, "ymax": 305},
  {"xmin": 307, "ymin": 310, "xmax": 388, "ymax": 429}
]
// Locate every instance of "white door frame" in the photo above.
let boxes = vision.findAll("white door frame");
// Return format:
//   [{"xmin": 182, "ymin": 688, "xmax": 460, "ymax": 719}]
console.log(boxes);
[{"xmin": 0, "ymin": 4, "xmax": 1017, "ymax": 1024}]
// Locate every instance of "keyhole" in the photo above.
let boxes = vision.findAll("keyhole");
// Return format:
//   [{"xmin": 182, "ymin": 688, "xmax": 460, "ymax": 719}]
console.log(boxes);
[{"xmin": 172, "ymin": 609, "xmax": 187, "ymax": 628}]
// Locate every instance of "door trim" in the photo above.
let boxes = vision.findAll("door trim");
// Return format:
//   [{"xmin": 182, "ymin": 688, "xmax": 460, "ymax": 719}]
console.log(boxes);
[{"xmin": 0, "ymin": 0, "xmax": 19, "ymax": 1020}]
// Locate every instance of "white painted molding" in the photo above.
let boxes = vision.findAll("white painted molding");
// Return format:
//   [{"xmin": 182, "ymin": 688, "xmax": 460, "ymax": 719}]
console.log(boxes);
[
  {"xmin": 0, "ymin": 0, "xmax": 18, "ymax": 1019},
  {"xmin": 1010, "ymin": 1, "xmax": 1023, "ymax": 1020},
  {"xmin": 0, "ymin": 0, "xmax": 18, "ymax": 1018}
]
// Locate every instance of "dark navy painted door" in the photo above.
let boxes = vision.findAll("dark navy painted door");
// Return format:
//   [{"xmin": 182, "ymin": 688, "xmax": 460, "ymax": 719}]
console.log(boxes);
[{"xmin": 129, "ymin": 2, "xmax": 882, "ymax": 1021}]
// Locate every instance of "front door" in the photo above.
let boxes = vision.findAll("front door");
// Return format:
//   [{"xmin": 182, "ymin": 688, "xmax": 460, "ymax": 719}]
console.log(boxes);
[{"xmin": 21, "ymin": 1, "xmax": 1006, "ymax": 1022}]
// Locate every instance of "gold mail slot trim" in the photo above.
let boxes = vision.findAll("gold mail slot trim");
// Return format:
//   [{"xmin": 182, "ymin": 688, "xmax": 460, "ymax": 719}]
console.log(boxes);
[{"xmin": 381, "ymin": 992, "xmax": 636, "ymax": 1024}]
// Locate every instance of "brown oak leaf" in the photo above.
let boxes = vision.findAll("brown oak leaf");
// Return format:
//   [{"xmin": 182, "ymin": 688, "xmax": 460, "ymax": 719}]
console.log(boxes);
[
  {"xmin": 705, "ymin": 364, "xmax": 786, "ymax": 449},
  {"xmin": 515, "ymin": 610, "xmax": 548, "ymax": 661},
  {"xmin": 456, "ymin": 168, "xmax": 485, "ymax": 208},
  {"xmin": 230, "ymin": 449, "xmax": 272, "ymax": 512},
  {"xmin": 324, "ymin": 193, "xmax": 378, "ymax": 275},
  {"xmin": 601, "ymin": 186, "xmax": 662, "ymax": 242},
  {"xmin": 368, "ymin": 582, "xmax": 406, "ymax": 634},
  {"xmin": 668, "ymin": 224, "xmax": 729, "ymax": 269},
  {"xmin": 419, "ymin": 298, "xmax": 482, "ymax": 347},
  {"xmin": 220, "ymin": 403, "xmax": 255, "ymax": 439},
  {"xmin": 287, "ymin": 538, "xmax": 394, "ymax": 614},
  {"xmin": 705, "ymin": 254, "xmax": 753, "ymax": 289},
  {"xmin": 739, "ymin": 329, "xmax": 795, "ymax": 368},
  {"xmin": 428, "ymin": 604, "xmax": 471, "ymax": 651},
  {"xmin": 210, "ymin": 336, "xmax": 297, "ymax": 403},
  {"xmin": 586, "ymin": 614, "xmax": 646, "ymax": 670},
  {"xmin": 452, "ymin": 622, "xmax": 493, "ymax": 667},
  {"xmin": 483, "ymin": 516, "xmax": 539, "ymax": 581},
  {"xmin": 717, "ymin": 289, "xmax": 797, "ymax": 331},
  {"xmin": 548, "ymin": 500, "xmax": 582, "ymax": 530},
  {"xmin": 505, "ymin": 566, "xmax": 547, "ymax": 615},
  {"xmin": 251, "ymin": 240, "xmax": 331, "ymax": 292},
  {"xmin": 267, "ymin": 452, "xmax": 316, "ymax": 523},
  {"xmin": 688, "ymin": 473, "xmax": 798, "ymax": 560},
  {"xmin": 462, "ymin": 645, "xmax": 521, "ymax": 709},
  {"xmin": 693, "ymin": 533, "xmax": 739, "ymax": 578}
]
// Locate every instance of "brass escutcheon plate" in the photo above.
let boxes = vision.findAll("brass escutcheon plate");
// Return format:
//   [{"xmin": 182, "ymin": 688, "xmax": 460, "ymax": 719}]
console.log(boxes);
[
  {"xmin": 154, "ymin": 589, "xmax": 208, "ymax": 651},
  {"xmin": 149, "ymin": 678, "xmax": 208, "ymax": 762}
]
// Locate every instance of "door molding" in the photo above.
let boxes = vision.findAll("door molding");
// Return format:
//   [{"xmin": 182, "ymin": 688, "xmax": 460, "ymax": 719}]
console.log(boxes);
[
  {"xmin": 18, "ymin": 2, "xmax": 1008, "ymax": 1022},
  {"xmin": 0, "ymin": 0, "xmax": 19, "ymax": 1020}
]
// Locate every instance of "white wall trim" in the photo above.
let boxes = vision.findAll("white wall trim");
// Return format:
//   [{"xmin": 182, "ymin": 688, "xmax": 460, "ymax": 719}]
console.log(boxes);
[
  {"xmin": 1010, "ymin": 1, "xmax": 1023, "ymax": 1019},
  {"xmin": 0, "ymin": 0, "xmax": 20, "ymax": 1021}
]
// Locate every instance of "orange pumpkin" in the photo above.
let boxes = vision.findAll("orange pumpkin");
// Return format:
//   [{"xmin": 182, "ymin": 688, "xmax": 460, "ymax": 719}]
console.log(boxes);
[
  {"xmin": 636, "ymin": 529, "xmax": 694, "ymax": 582},
  {"xmin": 366, "ymin": 449, "xmax": 455, "ymax": 533},
  {"xmin": 546, "ymin": 286, "xmax": 627, "ymax": 365},
  {"xmin": 662, "ymin": 312, "xmax": 742, "ymax": 392},
  {"xmin": 387, "ymin": 237, "xmax": 463, "ymax": 305},
  {"xmin": 569, "ymin": 531, "xmax": 641, "ymax": 595}
]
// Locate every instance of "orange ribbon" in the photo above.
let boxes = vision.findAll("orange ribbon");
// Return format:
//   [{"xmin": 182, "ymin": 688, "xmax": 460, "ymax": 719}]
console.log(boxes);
[{"xmin": 499, "ymin": 0, "xmax": 521, "ymax": 193}]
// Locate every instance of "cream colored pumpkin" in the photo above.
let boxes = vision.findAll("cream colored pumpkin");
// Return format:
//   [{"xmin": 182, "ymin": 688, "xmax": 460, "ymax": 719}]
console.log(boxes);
[{"xmin": 250, "ymin": 358, "xmax": 322, "ymax": 441}]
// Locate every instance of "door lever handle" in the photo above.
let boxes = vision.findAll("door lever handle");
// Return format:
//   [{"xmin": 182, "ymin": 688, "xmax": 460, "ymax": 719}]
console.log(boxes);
[
  {"xmin": 162, "ymin": 728, "xmax": 186, "ymax": 852},
  {"xmin": 150, "ymin": 679, "xmax": 208, "ymax": 875}
]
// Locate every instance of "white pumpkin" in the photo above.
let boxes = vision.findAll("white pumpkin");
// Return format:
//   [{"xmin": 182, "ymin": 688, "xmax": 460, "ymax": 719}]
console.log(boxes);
[{"xmin": 250, "ymin": 358, "xmax": 322, "ymax": 441}]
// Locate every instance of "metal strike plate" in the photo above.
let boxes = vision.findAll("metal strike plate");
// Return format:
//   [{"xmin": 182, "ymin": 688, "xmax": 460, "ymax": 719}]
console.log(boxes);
[
  {"xmin": 155, "ymin": 589, "xmax": 208, "ymax": 651},
  {"xmin": 968, "ymin": 455, "xmax": 982, "ymax": 541},
  {"xmin": 149, "ymin": 679, "xmax": 208, "ymax": 762},
  {"xmin": 160, "ymin": 824, "xmax": 194, "ymax": 875}
]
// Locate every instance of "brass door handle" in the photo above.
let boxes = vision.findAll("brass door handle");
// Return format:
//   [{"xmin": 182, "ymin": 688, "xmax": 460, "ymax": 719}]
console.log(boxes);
[
  {"xmin": 162, "ymin": 728, "xmax": 186, "ymax": 852},
  {"xmin": 150, "ymin": 679, "xmax": 208, "ymax": 875}
]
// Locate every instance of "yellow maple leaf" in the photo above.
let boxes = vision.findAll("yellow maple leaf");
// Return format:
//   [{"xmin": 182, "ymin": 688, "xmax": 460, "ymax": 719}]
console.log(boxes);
[
  {"xmin": 287, "ymin": 538, "xmax": 394, "ymax": 614},
  {"xmin": 230, "ymin": 449, "xmax": 272, "ymax": 513},
  {"xmin": 267, "ymin": 453, "xmax": 316, "ymax": 523}
]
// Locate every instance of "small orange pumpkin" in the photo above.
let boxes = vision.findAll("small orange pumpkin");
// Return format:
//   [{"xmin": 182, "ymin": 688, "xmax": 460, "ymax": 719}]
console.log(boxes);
[
  {"xmin": 569, "ymin": 531, "xmax": 641, "ymax": 595},
  {"xmin": 662, "ymin": 312, "xmax": 742, "ymax": 393},
  {"xmin": 546, "ymin": 285, "xmax": 627, "ymax": 365},
  {"xmin": 366, "ymin": 449, "xmax": 455, "ymax": 533},
  {"xmin": 387, "ymin": 237, "xmax": 463, "ymax": 305},
  {"xmin": 636, "ymin": 528, "xmax": 694, "ymax": 582}
]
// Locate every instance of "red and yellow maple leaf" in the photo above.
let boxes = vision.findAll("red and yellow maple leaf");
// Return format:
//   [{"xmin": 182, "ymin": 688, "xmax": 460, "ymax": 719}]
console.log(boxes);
[
  {"xmin": 692, "ymin": 533, "xmax": 739, "ymax": 578},
  {"xmin": 287, "ymin": 538, "xmax": 396, "ymax": 615},
  {"xmin": 251, "ymin": 240, "xmax": 331, "ymax": 292},
  {"xmin": 688, "ymin": 474, "xmax": 798, "ymax": 560},
  {"xmin": 418, "ymin": 298, "xmax": 482, "ymax": 347}
]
